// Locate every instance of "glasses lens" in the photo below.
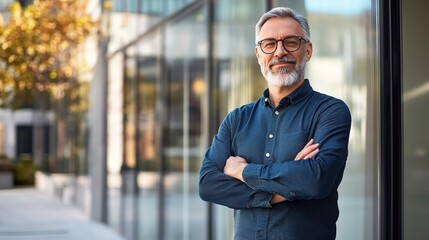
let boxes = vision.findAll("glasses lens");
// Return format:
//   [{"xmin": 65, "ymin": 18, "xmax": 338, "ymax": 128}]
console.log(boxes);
[
  {"xmin": 260, "ymin": 39, "xmax": 277, "ymax": 54},
  {"xmin": 282, "ymin": 37, "xmax": 301, "ymax": 52}
]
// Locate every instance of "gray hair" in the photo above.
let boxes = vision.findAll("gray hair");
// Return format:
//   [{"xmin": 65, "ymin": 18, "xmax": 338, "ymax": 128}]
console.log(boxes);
[{"xmin": 255, "ymin": 7, "xmax": 310, "ymax": 43}]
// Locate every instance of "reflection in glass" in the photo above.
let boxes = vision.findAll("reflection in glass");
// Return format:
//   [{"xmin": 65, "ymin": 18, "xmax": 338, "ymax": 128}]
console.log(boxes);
[
  {"xmin": 274, "ymin": 1, "xmax": 379, "ymax": 239},
  {"xmin": 136, "ymin": 30, "xmax": 162, "ymax": 240},
  {"xmin": 124, "ymin": 48, "xmax": 138, "ymax": 171},
  {"xmin": 212, "ymin": 0, "xmax": 265, "ymax": 239},
  {"xmin": 121, "ymin": 47, "xmax": 139, "ymax": 240},
  {"xmin": 403, "ymin": 0, "xmax": 429, "ymax": 239},
  {"xmin": 164, "ymin": 5, "xmax": 208, "ymax": 240}
]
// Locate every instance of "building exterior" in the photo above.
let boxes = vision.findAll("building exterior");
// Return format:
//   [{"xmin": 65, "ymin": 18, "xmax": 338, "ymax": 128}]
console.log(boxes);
[
  {"xmin": 1, "ymin": 0, "xmax": 428, "ymax": 240},
  {"xmin": 99, "ymin": 0, "xmax": 428, "ymax": 239}
]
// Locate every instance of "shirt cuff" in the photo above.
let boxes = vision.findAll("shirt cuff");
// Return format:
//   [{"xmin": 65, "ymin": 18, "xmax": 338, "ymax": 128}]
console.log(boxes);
[
  {"xmin": 242, "ymin": 163, "xmax": 263, "ymax": 190},
  {"xmin": 243, "ymin": 163, "xmax": 299, "ymax": 202},
  {"xmin": 252, "ymin": 191, "xmax": 272, "ymax": 208}
]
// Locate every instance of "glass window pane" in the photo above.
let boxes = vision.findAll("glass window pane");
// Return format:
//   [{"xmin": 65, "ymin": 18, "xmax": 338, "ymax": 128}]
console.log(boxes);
[
  {"xmin": 403, "ymin": 0, "xmax": 429, "ymax": 239},
  {"xmin": 290, "ymin": 0, "xmax": 379, "ymax": 240},
  {"xmin": 273, "ymin": 1, "xmax": 379, "ymax": 239},
  {"xmin": 136, "ymin": 30, "xmax": 162, "ymax": 240},
  {"xmin": 122, "ymin": 47, "xmax": 139, "ymax": 240},
  {"xmin": 124, "ymin": 49, "xmax": 138, "ymax": 171},
  {"xmin": 164, "ymin": 5, "xmax": 208, "ymax": 240},
  {"xmin": 212, "ymin": 1, "xmax": 266, "ymax": 239},
  {"xmin": 213, "ymin": 0, "xmax": 266, "ymax": 118}
]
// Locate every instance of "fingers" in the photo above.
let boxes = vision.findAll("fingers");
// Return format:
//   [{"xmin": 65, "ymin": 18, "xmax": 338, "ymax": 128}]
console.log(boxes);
[
  {"xmin": 294, "ymin": 139, "xmax": 319, "ymax": 160},
  {"xmin": 304, "ymin": 148, "xmax": 319, "ymax": 159},
  {"xmin": 224, "ymin": 156, "xmax": 247, "ymax": 182},
  {"xmin": 226, "ymin": 156, "xmax": 247, "ymax": 164}
]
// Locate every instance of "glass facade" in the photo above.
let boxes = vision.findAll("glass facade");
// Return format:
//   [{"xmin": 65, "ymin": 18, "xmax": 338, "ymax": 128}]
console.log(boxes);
[{"xmin": 105, "ymin": 0, "xmax": 381, "ymax": 239}]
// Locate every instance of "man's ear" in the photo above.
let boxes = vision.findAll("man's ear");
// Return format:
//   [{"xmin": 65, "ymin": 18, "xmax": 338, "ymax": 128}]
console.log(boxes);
[
  {"xmin": 255, "ymin": 47, "xmax": 261, "ymax": 64},
  {"xmin": 305, "ymin": 42, "xmax": 313, "ymax": 62}
]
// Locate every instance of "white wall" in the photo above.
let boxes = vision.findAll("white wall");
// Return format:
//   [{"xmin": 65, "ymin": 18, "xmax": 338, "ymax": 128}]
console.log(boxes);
[{"xmin": 0, "ymin": 109, "xmax": 53, "ymax": 160}]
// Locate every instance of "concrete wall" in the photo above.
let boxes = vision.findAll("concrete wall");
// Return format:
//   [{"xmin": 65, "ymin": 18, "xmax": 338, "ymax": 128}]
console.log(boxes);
[{"xmin": 0, "ymin": 109, "xmax": 53, "ymax": 160}]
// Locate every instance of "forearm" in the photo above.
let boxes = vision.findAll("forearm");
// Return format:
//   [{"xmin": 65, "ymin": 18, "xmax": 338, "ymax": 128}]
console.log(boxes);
[
  {"xmin": 199, "ymin": 166, "xmax": 272, "ymax": 209},
  {"xmin": 223, "ymin": 140, "xmax": 319, "ymax": 203},
  {"xmin": 199, "ymin": 149, "xmax": 272, "ymax": 209},
  {"xmin": 242, "ymin": 148, "xmax": 347, "ymax": 201}
]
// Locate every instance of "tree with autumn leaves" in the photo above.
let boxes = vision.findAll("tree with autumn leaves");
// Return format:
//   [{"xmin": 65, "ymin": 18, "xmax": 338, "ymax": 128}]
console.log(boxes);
[
  {"xmin": 0, "ymin": 0, "xmax": 100, "ymax": 172},
  {"xmin": 0, "ymin": 0, "xmax": 98, "ymax": 109}
]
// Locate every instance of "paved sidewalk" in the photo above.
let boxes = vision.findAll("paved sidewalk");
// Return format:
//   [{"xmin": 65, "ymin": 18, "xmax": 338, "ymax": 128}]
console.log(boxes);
[{"xmin": 0, "ymin": 188, "xmax": 125, "ymax": 240}]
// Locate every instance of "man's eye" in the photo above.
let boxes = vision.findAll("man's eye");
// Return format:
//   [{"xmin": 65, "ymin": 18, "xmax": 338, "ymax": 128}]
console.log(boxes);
[
  {"xmin": 284, "ymin": 40, "xmax": 298, "ymax": 46},
  {"xmin": 263, "ymin": 41, "xmax": 276, "ymax": 48}
]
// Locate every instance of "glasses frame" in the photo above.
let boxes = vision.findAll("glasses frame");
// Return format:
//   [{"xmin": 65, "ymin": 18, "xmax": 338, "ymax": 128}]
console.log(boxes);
[{"xmin": 257, "ymin": 36, "xmax": 309, "ymax": 54}]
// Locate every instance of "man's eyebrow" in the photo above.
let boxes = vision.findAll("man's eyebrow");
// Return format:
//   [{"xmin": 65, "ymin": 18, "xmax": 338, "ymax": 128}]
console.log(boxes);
[{"xmin": 259, "ymin": 37, "xmax": 279, "ymax": 41}]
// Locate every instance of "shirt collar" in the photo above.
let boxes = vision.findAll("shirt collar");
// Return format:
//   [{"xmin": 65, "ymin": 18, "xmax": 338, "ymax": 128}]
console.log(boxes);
[{"xmin": 262, "ymin": 79, "xmax": 313, "ymax": 107}]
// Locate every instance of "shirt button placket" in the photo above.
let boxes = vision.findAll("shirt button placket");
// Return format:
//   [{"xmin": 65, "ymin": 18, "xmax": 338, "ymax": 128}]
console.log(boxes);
[{"xmin": 264, "ymin": 110, "xmax": 279, "ymax": 163}]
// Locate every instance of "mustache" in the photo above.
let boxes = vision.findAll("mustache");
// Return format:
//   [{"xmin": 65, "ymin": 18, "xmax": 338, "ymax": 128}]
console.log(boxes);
[{"xmin": 269, "ymin": 57, "xmax": 297, "ymax": 67}]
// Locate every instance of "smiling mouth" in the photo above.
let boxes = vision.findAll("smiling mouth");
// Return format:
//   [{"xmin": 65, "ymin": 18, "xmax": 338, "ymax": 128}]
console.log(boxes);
[
  {"xmin": 269, "ymin": 57, "xmax": 296, "ymax": 68},
  {"xmin": 273, "ymin": 61, "xmax": 293, "ymax": 67},
  {"xmin": 271, "ymin": 61, "xmax": 295, "ymax": 71}
]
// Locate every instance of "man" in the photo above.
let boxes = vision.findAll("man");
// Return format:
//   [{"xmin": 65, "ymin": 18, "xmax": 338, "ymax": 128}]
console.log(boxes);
[{"xmin": 199, "ymin": 7, "xmax": 351, "ymax": 240}]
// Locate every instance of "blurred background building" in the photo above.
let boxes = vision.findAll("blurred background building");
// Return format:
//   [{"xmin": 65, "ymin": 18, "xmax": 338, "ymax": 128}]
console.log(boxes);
[{"xmin": 0, "ymin": 0, "xmax": 428, "ymax": 240}]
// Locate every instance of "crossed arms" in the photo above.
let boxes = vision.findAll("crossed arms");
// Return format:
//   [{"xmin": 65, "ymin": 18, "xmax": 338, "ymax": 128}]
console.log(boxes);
[
  {"xmin": 199, "ymin": 101, "xmax": 351, "ymax": 209},
  {"xmin": 223, "ymin": 139, "xmax": 319, "ymax": 204}
]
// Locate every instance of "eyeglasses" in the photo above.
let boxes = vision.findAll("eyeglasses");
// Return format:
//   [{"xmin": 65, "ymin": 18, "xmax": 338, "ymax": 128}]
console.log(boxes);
[{"xmin": 257, "ymin": 36, "xmax": 309, "ymax": 54}]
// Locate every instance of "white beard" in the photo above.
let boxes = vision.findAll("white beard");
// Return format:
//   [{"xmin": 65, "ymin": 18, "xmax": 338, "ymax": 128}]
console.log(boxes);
[{"xmin": 261, "ymin": 56, "xmax": 306, "ymax": 87}]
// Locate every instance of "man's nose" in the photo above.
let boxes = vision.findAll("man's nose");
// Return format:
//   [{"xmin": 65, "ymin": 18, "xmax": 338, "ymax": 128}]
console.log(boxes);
[{"xmin": 274, "ymin": 40, "xmax": 289, "ymax": 57}]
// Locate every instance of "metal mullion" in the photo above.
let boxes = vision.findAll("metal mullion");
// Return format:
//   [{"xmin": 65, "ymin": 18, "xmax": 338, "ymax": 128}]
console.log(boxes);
[
  {"xmin": 379, "ymin": 0, "xmax": 403, "ymax": 239},
  {"xmin": 206, "ymin": 0, "xmax": 215, "ymax": 239}
]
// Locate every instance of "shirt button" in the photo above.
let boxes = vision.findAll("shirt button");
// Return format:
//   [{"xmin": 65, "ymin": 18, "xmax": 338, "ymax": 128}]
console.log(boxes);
[
  {"xmin": 268, "ymin": 134, "xmax": 274, "ymax": 139},
  {"xmin": 265, "ymin": 153, "xmax": 270, "ymax": 157},
  {"xmin": 274, "ymin": 110, "xmax": 279, "ymax": 115},
  {"xmin": 290, "ymin": 191, "xmax": 296, "ymax": 196}
]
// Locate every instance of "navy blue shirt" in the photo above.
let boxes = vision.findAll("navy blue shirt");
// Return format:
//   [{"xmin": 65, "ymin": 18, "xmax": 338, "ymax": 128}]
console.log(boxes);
[{"xmin": 199, "ymin": 80, "xmax": 352, "ymax": 240}]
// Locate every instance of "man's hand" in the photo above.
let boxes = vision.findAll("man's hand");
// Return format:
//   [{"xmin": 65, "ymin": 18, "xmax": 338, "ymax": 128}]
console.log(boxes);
[
  {"xmin": 294, "ymin": 138, "xmax": 319, "ymax": 161},
  {"xmin": 223, "ymin": 156, "xmax": 247, "ymax": 182}
]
